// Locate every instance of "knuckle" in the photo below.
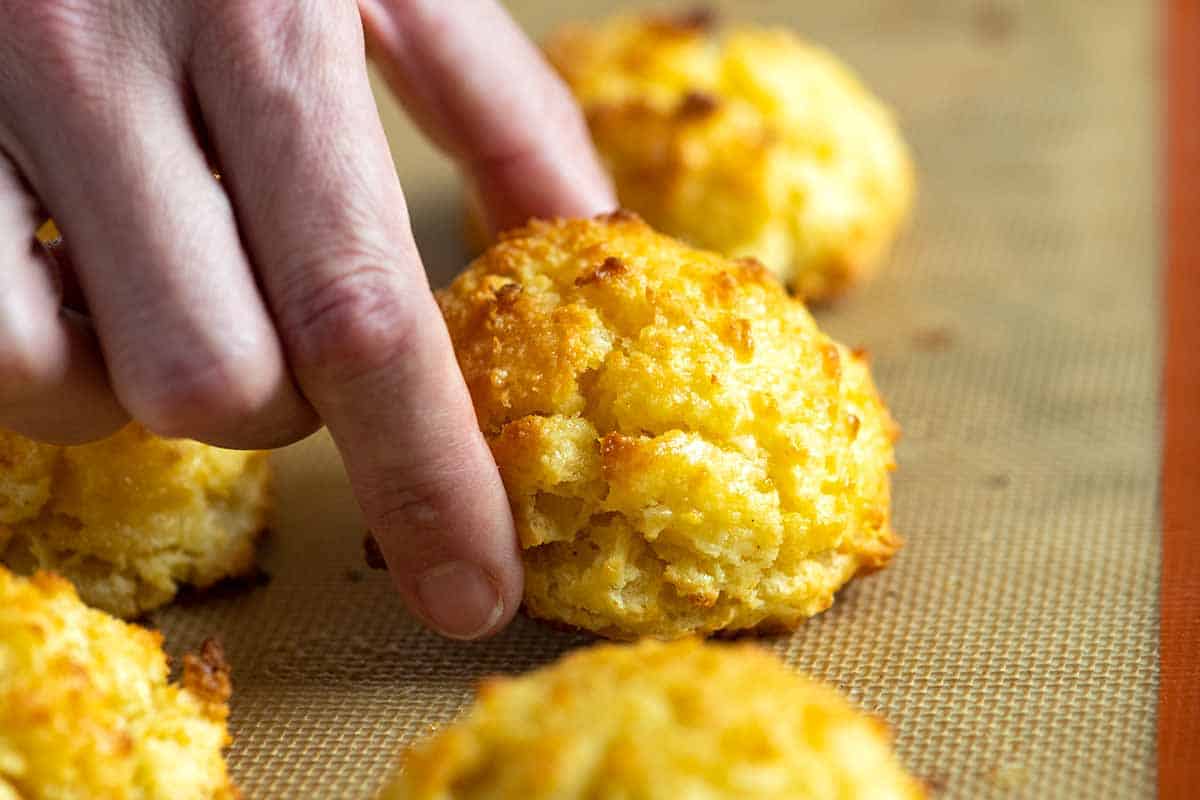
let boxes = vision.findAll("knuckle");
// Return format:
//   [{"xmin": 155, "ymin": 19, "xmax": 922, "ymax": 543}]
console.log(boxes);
[
  {"xmin": 364, "ymin": 442, "xmax": 503, "ymax": 567},
  {"xmin": 7, "ymin": 4, "xmax": 101, "ymax": 97},
  {"xmin": 366, "ymin": 482, "xmax": 456, "ymax": 562},
  {"xmin": 196, "ymin": 0, "xmax": 297, "ymax": 64},
  {"xmin": 9, "ymin": 2, "xmax": 91, "ymax": 50},
  {"xmin": 363, "ymin": 436, "xmax": 488, "ymax": 528},
  {"xmin": 194, "ymin": 0, "xmax": 360, "ymax": 84},
  {"xmin": 120, "ymin": 344, "xmax": 275, "ymax": 439},
  {"xmin": 377, "ymin": 485, "xmax": 443, "ymax": 535},
  {"xmin": 189, "ymin": 0, "xmax": 366, "ymax": 165},
  {"xmin": 275, "ymin": 257, "xmax": 424, "ymax": 390},
  {"xmin": 3, "ymin": 2, "xmax": 159, "ymax": 111}
]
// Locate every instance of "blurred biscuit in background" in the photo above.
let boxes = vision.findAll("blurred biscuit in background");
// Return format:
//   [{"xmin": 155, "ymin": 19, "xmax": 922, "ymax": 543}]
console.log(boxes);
[
  {"xmin": 378, "ymin": 638, "xmax": 925, "ymax": 799},
  {"xmin": 542, "ymin": 9, "xmax": 914, "ymax": 301}
]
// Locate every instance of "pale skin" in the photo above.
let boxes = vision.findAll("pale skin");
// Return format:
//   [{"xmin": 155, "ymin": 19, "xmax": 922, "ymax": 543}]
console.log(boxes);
[{"xmin": 0, "ymin": 0, "xmax": 615, "ymax": 638}]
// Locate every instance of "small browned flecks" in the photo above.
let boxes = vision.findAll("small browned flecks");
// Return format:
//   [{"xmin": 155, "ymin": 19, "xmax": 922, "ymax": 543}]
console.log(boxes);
[
  {"xmin": 709, "ymin": 270, "xmax": 739, "ymax": 304},
  {"xmin": 708, "ymin": 259, "xmax": 771, "ymax": 304},
  {"xmin": 723, "ymin": 318, "xmax": 755, "ymax": 360},
  {"xmin": 734, "ymin": 256, "xmax": 772, "ymax": 286},
  {"xmin": 912, "ymin": 325, "xmax": 956, "ymax": 352},
  {"xmin": 676, "ymin": 90, "xmax": 720, "ymax": 120},
  {"xmin": 851, "ymin": 347, "xmax": 871, "ymax": 362},
  {"xmin": 598, "ymin": 208, "xmax": 642, "ymax": 225},
  {"xmin": 493, "ymin": 282, "xmax": 523, "ymax": 310},
  {"xmin": 576, "ymin": 256, "xmax": 629, "ymax": 287},
  {"xmin": 847, "ymin": 413, "xmax": 861, "ymax": 438},
  {"xmin": 735, "ymin": 255, "xmax": 766, "ymax": 272},
  {"xmin": 363, "ymin": 533, "xmax": 387, "ymax": 570},
  {"xmin": 820, "ymin": 342, "xmax": 842, "ymax": 379},
  {"xmin": 182, "ymin": 638, "xmax": 232, "ymax": 706},
  {"xmin": 649, "ymin": 6, "xmax": 717, "ymax": 35},
  {"xmin": 111, "ymin": 730, "xmax": 136, "ymax": 756}
]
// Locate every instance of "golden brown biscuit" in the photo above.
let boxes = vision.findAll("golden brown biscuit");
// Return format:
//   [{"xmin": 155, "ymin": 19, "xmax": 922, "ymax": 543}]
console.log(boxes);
[
  {"xmin": 0, "ymin": 424, "xmax": 271, "ymax": 618},
  {"xmin": 543, "ymin": 11, "xmax": 914, "ymax": 301},
  {"xmin": 378, "ymin": 639, "xmax": 925, "ymax": 800},
  {"xmin": 0, "ymin": 567, "xmax": 238, "ymax": 799},
  {"xmin": 439, "ymin": 213, "xmax": 899, "ymax": 639}
]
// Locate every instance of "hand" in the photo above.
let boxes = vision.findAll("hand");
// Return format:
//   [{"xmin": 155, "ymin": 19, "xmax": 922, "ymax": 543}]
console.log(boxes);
[{"xmin": 0, "ymin": 0, "xmax": 614, "ymax": 639}]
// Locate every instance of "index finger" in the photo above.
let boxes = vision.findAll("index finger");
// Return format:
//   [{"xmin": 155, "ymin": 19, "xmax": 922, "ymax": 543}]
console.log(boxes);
[
  {"xmin": 189, "ymin": 0, "xmax": 521, "ymax": 639},
  {"xmin": 359, "ymin": 0, "xmax": 616, "ymax": 232}
]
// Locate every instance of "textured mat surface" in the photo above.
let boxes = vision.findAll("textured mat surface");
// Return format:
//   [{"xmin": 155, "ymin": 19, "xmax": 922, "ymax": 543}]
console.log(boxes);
[{"xmin": 153, "ymin": 2, "xmax": 1160, "ymax": 797}]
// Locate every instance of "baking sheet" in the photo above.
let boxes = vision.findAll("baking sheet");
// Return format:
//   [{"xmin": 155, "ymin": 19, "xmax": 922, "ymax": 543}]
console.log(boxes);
[{"xmin": 153, "ymin": 1, "xmax": 1160, "ymax": 797}]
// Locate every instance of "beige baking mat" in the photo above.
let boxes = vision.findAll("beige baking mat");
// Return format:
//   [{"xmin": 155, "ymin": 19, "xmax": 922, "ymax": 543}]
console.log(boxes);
[{"xmin": 152, "ymin": 1, "xmax": 1161, "ymax": 797}]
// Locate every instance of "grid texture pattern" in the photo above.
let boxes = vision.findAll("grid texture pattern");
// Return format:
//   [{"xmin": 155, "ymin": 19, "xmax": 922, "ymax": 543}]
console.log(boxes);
[{"xmin": 153, "ymin": 1, "xmax": 1160, "ymax": 797}]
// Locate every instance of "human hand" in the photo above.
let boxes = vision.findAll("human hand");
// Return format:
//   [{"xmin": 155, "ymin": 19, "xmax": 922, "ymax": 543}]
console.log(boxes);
[{"xmin": 0, "ymin": 0, "xmax": 614, "ymax": 638}]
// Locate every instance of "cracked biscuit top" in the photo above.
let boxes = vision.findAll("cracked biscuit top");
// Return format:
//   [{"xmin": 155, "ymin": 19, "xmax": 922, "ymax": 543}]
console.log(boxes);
[{"xmin": 438, "ymin": 213, "xmax": 899, "ymax": 639}]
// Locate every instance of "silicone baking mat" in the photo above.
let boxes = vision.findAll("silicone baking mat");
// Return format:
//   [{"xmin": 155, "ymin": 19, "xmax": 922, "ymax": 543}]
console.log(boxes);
[{"xmin": 152, "ymin": 1, "xmax": 1161, "ymax": 797}]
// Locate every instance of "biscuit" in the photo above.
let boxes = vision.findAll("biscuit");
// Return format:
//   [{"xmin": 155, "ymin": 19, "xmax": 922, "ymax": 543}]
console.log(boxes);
[
  {"xmin": 438, "ymin": 213, "xmax": 899, "ymax": 639},
  {"xmin": 0, "ymin": 424, "xmax": 271, "ymax": 618},
  {"xmin": 544, "ymin": 11, "xmax": 914, "ymax": 300},
  {"xmin": 0, "ymin": 566, "xmax": 237, "ymax": 799},
  {"xmin": 378, "ymin": 638, "xmax": 924, "ymax": 799}
]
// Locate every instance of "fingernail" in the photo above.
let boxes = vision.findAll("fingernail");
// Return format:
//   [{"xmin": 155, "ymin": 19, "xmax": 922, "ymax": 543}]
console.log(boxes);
[{"xmin": 415, "ymin": 561, "xmax": 504, "ymax": 640}]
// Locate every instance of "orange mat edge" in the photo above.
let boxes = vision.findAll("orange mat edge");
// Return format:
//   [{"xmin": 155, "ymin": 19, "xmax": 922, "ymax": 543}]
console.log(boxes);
[{"xmin": 1160, "ymin": 0, "xmax": 1200, "ymax": 795}]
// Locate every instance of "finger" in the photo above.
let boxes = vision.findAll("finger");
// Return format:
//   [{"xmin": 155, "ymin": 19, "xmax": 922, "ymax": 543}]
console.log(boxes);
[
  {"xmin": 359, "ymin": 0, "xmax": 616, "ymax": 232},
  {"xmin": 0, "ymin": 157, "xmax": 127, "ymax": 442},
  {"xmin": 8, "ymin": 45, "xmax": 319, "ymax": 449},
  {"xmin": 190, "ymin": 0, "xmax": 521, "ymax": 639}
]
